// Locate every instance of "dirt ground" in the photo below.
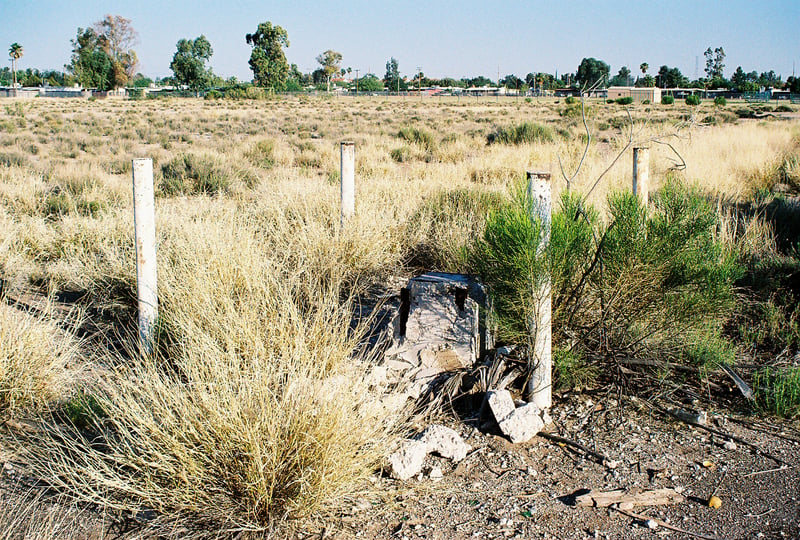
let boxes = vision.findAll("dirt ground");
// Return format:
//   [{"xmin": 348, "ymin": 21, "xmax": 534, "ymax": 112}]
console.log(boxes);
[
  {"xmin": 321, "ymin": 393, "xmax": 799, "ymax": 540},
  {"xmin": 2, "ymin": 392, "xmax": 798, "ymax": 539}
]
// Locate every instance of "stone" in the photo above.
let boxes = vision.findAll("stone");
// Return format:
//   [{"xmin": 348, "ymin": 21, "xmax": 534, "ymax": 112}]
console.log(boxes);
[
  {"xmin": 488, "ymin": 390, "xmax": 545, "ymax": 444},
  {"xmin": 498, "ymin": 403, "xmax": 544, "ymax": 444},
  {"xmin": 429, "ymin": 466, "xmax": 444, "ymax": 481},
  {"xmin": 421, "ymin": 424, "xmax": 471, "ymax": 462},
  {"xmin": 387, "ymin": 440, "xmax": 429, "ymax": 481},
  {"xmin": 487, "ymin": 390, "xmax": 517, "ymax": 424},
  {"xmin": 723, "ymin": 440, "xmax": 737, "ymax": 451}
]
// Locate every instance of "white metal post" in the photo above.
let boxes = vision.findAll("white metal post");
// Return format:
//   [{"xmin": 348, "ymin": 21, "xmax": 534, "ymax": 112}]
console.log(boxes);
[
  {"xmin": 340, "ymin": 141, "xmax": 355, "ymax": 227},
  {"xmin": 132, "ymin": 158, "xmax": 158, "ymax": 354},
  {"xmin": 527, "ymin": 171, "xmax": 552, "ymax": 409},
  {"xmin": 633, "ymin": 146, "xmax": 650, "ymax": 206}
]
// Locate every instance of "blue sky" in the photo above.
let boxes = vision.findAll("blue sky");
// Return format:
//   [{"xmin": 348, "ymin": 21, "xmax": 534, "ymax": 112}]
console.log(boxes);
[{"xmin": 3, "ymin": 0, "xmax": 798, "ymax": 81}]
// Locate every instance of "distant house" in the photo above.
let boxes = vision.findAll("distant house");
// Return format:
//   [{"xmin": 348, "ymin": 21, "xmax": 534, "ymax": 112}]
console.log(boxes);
[{"xmin": 607, "ymin": 86, "xmax": 662, "ymax": 103}]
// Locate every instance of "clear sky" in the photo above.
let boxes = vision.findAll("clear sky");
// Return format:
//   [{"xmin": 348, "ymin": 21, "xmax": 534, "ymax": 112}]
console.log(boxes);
[{"xmin": 3, "ymin": 0, "xmax": 798, "ymax": 82}]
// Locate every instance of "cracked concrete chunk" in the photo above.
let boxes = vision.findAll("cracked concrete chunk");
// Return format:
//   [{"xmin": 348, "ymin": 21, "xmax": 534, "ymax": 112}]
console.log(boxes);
[
  {"xmin": 498, "ymin": 402, "xmax": 544, "ymax": 444},
  {"xmin": 488, "ymin": 390, "xmax": 545, "ymax": 444},
  {"xmin": 487, "ymin": 389, "xmax": 516, "ymax": 423},
  {"xmin": 386, "ymin": 273, "xmax": 494, "ymax": 375},
  {"xmin": 387, "ymin": 440, "xmax": 428, "ymax": 481},
  {"xmin": 421, "ymin": 424, "xmax": 471, "ymax": 462}
]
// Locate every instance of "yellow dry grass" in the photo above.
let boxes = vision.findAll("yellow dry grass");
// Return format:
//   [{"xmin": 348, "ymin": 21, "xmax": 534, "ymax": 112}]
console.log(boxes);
[{"xmin": 0, "ymin": 94, "xmax": 797, "ymax": 532}]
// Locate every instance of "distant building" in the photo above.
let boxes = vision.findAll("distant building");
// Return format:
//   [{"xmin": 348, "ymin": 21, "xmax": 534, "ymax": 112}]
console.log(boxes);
[{"xmin": 607, "ymin": 86, "xmax": 662, "ymax": 103}]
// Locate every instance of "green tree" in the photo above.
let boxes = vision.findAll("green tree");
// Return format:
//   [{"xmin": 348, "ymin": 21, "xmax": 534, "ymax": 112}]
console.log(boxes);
[
  {"xmin": 704, "ymin": 47, "xmax": 725, "ymax": 80},
  {"xmin": 170, "ymin": 35, "xmax": 214, "ymax": 92},
  {"xmin": 639, "ymin": 62, "xmax": 648, "ymax": 76},
  {"xmin": 245, "ymin": 22, "xmax": 289, "ymax": 89},
  {"xmin": 67, "ymin": 28, "xmax": 114, "ymax": 90},
  {"xmin": 610, "ymin": 66, "xmax": 631, "ymax": 86},
  {"xmin": 576, "ymin": 57, "xmax": 609, "ymax": 88},
  {"xmin": 357, "ymin": 74, "xmax": 384, "ymax": 92},
  {"xmin": 657, "ymin": 65, "xmax": 688, "ymax": 88},
  {"xmin": 8, "ymin": 43, "xmax": 23, "ymax": 87},
  {"xmin": 316, "ymin": 49, "xmax": 342, "ymax": 92},
  {"xmin": 383, "ymin": 57, "xmax": 406, "ymax": 92}
]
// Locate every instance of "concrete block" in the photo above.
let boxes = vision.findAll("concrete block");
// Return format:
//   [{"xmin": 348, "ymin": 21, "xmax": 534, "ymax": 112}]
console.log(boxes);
[
  {"xmin": 387, "ymin": 440, "xmax": 428, "ymax": 481},
  {"xmin": 421, "ymin": 424, "xmax": 471, "ymax": 462},
  {"xmin": 498, "ymin": 402, "xmax": 544, "ymax": 444}
]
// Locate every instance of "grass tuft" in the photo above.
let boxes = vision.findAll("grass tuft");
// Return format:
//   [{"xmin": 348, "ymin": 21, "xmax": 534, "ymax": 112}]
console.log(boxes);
[{"xmin": 487, "ymin": 122, "xmax": 555, "ymax": 145}]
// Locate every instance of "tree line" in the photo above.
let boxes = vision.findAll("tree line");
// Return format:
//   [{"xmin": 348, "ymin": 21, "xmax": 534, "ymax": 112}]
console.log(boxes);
[{"xmin": 5, "ymin": 16, "xmax": 799, "ymax": 95}]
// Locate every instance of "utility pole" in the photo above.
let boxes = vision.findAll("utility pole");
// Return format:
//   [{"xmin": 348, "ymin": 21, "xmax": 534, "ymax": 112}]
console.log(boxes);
[
  {"xmin": 417, "ymin": 66, "xmax": 422, "ymax": 99},
  {"xmin": 355, "ymin": 68, "xmax": 359, "ymax": 96}
]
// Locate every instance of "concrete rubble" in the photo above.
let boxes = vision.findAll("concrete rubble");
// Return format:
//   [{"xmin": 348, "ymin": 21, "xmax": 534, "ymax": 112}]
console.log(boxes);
[
  {"xmin": 387, "ymin": 424, "xmax": 471, "ymax": 481},
  {"xmin": 382, "ymin": 273, "xmax": 493, "ymax": 390},
  {"xmin": 488, "ymin": 389, "xmax": 547, "ymax": 444}
]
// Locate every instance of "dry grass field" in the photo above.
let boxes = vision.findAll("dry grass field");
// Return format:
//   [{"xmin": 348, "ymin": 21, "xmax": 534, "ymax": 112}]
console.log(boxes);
[{"xmin": 0, "ymin": 94, "xmax": 798, "ymax": 537}]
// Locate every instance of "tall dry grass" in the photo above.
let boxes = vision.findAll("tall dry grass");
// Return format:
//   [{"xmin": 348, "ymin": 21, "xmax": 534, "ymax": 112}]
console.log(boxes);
[{"xmin": 0, "ymin": 95, "xmax": 797, "ymax": 532}]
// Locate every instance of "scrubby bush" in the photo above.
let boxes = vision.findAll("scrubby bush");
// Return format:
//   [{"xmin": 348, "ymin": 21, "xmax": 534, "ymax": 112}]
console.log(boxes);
[
  {"xmin": 390, "ymin": 145, "xmax": 413, "ymax": 163},
  {"xmin": 160, "ymin": 152, "xmax": 258, "ymax": 195},
  {"xmin": 615, "ymin": 96, "xmax": 634, "ymax": 105},
  {"xmin": 661, "ymin": 95, "xmax": 675, "ymax": 105},
  {"xmin": 775, "ymin": 104, "xmax": 793, "ymax": 113},
  {"xmin": 204, "ymin": 89, "xmax": 222, "ymax": 100},
  {"xmin": 753, "ymin": 367, "xmax": 800, "ymax": 418},
  {"xmin": 487, "ymin": 122, "xmax": 555, "ymax": 145},
  {"xmin": 564, "ymin": 96, "xmax": 577, "ymax": 105},
  {"xmin": 398, "ymin": 126, "xmax": 436, "ymax": 151},
  {"xmin": 685, "ymin": 94, "xmax": 701, "ymax": 106},
  {"xmin": 468, "ymin": 179, "xmax": 741, "ymax": 374},
  {"xmin": 714, "ymin": 96, "xmax": 727, "ymax": 107},
  {"xmin": 246, "ymin": 138, "xmax": 275, "ymax": 168}
]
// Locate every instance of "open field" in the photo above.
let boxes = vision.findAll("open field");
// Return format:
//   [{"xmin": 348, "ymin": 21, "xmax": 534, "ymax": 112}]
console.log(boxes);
[{"xmin": 1, "ymin": 95, "xmax": 799, "ymax": 538}]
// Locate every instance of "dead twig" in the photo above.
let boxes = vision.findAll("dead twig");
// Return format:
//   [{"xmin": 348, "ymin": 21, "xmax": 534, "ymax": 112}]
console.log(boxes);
[
  {"xmin": 742, "ymin": 465, "xmax": 792, "ymax": 478},
  {"xmin": 538, "ymin": 432, "xmax": 617, "ymax": 468},
  {"xmin": 657, "ymin": 405, "xmax": 787, "ymax": 465},
  {"xmin": 609, "ymin": 505, "xmax": 727, "ymax": 540}
]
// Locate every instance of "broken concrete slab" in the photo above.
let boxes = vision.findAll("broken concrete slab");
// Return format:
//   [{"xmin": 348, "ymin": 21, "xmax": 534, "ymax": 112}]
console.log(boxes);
[
  {"xmin": 421, "ymin": 425, "xmax": 471, "ymax": 462},
  {"xmin": 487, "ymin": 389, "xmax": 516, "ymax": 423},
  {"xmin": 499, "ymin": 403, "xmax": 545, "ymax": 444},
  {"xmin": 488, "ymin": 389, "xmax": 546, "ymax": 444},
  {"xmin": 385, "ymin": 273, "xmax": 494, "ymax": 376},
  {"xmin": 387, "ymin": 440, "xmax": 429, "ymax": 481}
]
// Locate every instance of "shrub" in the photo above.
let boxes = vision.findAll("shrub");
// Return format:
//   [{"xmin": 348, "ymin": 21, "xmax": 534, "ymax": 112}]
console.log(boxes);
[
  {"xmin": 753, "ymin": 367, "xmax": 800, "ymax": 418},
  {"xmin": 714, "ymin": 96, "xmax": 727, "ymax": 107},
  {"xmin": 0, "ymin": 302, "xmax": 77, "ymax": 416},
  {"xmin": 615, "ymin": 96, "xmax": 634, "ymax": 105},
  {"xmin": 246, "ymin": 138, "xmax": 275, "ymax": 168},
  {"xmin": 390, "ymin": 145, "xmax": 413, "ymax": 163},
  {"xmin": 662, "ymin": 95, "xmax": 675, "ymax": 105},
  {"xmin": 685, "ymin": 94, "xmax": 701, "ymax": 106},
  {"xmin": 398, "ymin": 126, "xmax": 436, "ymax": 151},
  {"xmin": 487, "ymin": 122, "xmax": 555, "ymax": 145},
  {"xmin": 467, "ymin": 179, "xmax": 741, "ymax": 371},
  {"xmin": 564, "ymin": 96, "xmax": 577, "ymax": 105},
  {"xmin": 607, "ymin": 99, "xmax": 615, "ymax": 104},
  {"xmin": 160, "ymin": 153, "xmax": 258, "ymax": 195},
  {"xmin": 204, "ymin": 89, "xmax": 222, "ymax": 100},
  {"xmin": 775, "ymin": 104, "xmax": 793, "ymax": 113}
]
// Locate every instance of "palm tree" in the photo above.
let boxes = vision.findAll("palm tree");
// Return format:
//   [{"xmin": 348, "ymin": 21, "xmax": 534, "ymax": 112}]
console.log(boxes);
[
  {"xmin": 9, "ymin": 43, "xmax": 23, "ymax": 87},
  {"xmin": 639, "ymin": 62, "xmax": 648, "ymax": 76}
]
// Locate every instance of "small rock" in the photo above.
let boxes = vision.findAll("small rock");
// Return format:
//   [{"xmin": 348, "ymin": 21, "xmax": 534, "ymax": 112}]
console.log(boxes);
[
  {"xmin": 526, "ymin": 466, "xmax": 537, "ymax": 477},
  {"xmin": 645, "ymin": 519, "xmax": 658, "ymax": 530},
  {"xmin": 618, "ymin": 501, "xmax": 634, "ymax": 510},
  {"xmin": 498, "ymin": 403, "xmax": 544, "ymax": 444},
  {"xmin": 723, "ymin": 440, "xmax": 737, "ymax": 451},
  {"xmin": 421, "ymin": 424, "xmax": 471, "ymax": 462},
  {"xmin": 2, "ymin": 462, "xmax": 13, "ymax": 471},
  {"xmin": 487, "ymin": 390, "xmax": 517, "ymax": 423},
  {"xmin": 429, "ymin": 466, "xmax": 444, "ymax": 481},
  {"xmin": 388, "ymin": 440, "xmax": 428, "ymax": 481},
  {"xmin": 671, "ymin": 408, "xmax": 708, "ymax": 426}
]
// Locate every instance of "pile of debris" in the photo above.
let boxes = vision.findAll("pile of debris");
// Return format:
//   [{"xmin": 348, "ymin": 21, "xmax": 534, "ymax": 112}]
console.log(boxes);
[{"xmin": 374, "ymin": 273, "xmax": 552, "ymax": 480}]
